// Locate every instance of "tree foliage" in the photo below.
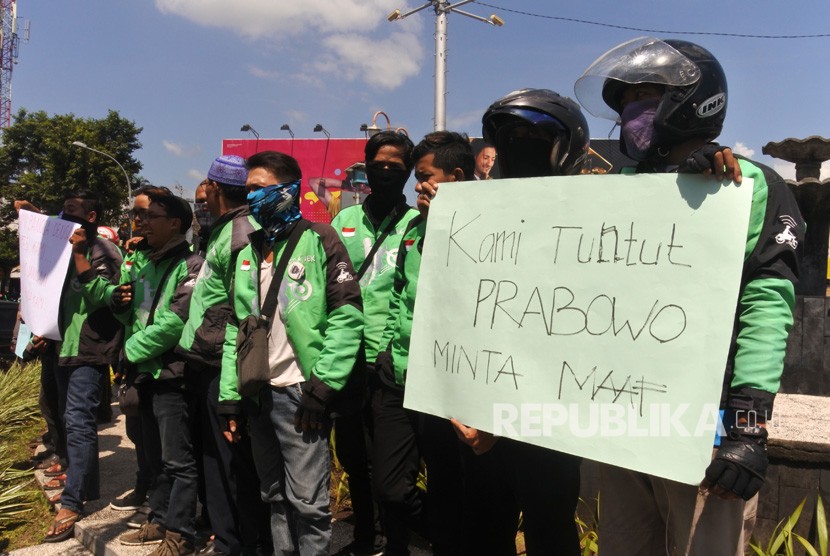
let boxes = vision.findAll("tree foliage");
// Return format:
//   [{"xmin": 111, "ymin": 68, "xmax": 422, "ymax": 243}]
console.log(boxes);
[{"xmin": 0, "ymin": 108, "xmax": 143, "ymax": 269}]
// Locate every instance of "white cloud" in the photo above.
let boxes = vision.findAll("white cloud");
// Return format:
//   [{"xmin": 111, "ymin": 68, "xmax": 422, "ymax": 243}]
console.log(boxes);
[
  {"xmin": 772, "ymin": 160, "xmax": 830, "ymax": 181},
  {"xmin": 447, "ymin": 109, "xmax": 486, "ymax": 133},
  {"xmin": 248, "ymin": 65, "xmax": 280, "ymax": 81},
  {"xmin": 731, "ymin": 142, "xmax": 755, "ymax": 158},
  {"xmin": 163, "ymin": 140, "xmax": 201, "ymax": 157},
  {"xmin": 773, "ymin": 162, "xmax": 796, "ymax": 181},
  {"xmin": 157, "ymin": 0, "xmax": 424, "ymax": 90},
  {"xmin": 187, "ymin": 169, "xmax": 205, "ymax": 181}
]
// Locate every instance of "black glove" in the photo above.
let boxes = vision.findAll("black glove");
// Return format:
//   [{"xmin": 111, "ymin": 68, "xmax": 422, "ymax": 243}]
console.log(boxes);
[
  {"xmin": 678, "ymin": 142, "xmax": 725, "ymax": 174},
  {"xmin": 704, "ymin": 424, "xmax": 768, "ymax": 501},
  {"xmin": 294, "ymin": 377, "xmax": 333, "ymax": 432}
]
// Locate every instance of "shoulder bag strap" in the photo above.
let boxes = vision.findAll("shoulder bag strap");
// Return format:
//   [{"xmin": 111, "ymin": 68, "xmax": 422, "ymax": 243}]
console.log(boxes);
[
  {"xmin": 259, "ymin": 219, "xmax": 310, "ymax": 323},
  {"xmin": 356, "ymin": 204, "xmax": 409, "ymax": 281},
  {"xmin": 146, "ymin": 252, "xmax": 186, "ymax": 326}
]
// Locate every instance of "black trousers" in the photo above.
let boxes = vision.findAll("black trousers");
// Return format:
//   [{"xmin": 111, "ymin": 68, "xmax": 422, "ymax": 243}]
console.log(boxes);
[
  {"xmin": 125, "ymin": 414, "xmax": 157, "ymax": 492},
  {"xmin": 489, "ymin": 439, "xmax": 582, "ymax": 556},
  {"xmin": 197, "ymin": 366, "xmax": 270, "ymax": 555},
  {"xmin": 39, "ymin": 350, "xmax": 66, "ymax": 462},
  {"xmin": 140, "ymin": 378, "xmax": 198, "ymax": 540},
  {"xmin": 333, "ymin": 374, "xmax": 381, "ymax": 546},
  {"xmin": 372, "ymin": 384, "xmax": 463, "ymax": 556}
]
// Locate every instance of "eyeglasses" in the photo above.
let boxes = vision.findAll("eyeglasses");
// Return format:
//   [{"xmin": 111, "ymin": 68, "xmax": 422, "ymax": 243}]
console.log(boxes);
[{"xmin": 130, "ymin": 208, "xmax": 169, "ymax": 221}]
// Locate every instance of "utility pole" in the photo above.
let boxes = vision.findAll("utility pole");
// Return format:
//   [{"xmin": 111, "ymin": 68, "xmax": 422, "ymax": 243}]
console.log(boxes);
[{"xmin": 388, "ymin": 0, "xmax": 503, "ymax": 131}]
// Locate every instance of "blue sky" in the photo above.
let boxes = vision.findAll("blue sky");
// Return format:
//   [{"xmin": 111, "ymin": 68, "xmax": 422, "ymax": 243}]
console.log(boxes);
[{"xmin": 12, "ymin": 1, "xmax": 830, "ymax": 199}]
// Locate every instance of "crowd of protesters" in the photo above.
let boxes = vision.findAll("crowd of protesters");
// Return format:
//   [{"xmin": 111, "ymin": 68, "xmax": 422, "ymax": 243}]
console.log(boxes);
[{"xmin": 13, "ymin": 37, "xmax": 805, "ymax": 556}]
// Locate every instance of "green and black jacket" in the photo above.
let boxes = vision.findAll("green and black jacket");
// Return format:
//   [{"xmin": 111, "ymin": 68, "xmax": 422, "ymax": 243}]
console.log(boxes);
[
  {"xmin": 378, "ymin": 215, "xmax": 426, "ymax": 387},
  {"xmin": 86, "ymin": 239, "xmax": 204, "ymax": 381},
  {"xmin": 177, "ymin": 206, "xmax": 258, "ymax": 369},
  {"xmin": 218, "ymin": 220, "xmax": 364, "ymax": 414},
  {"xmin": 331, "ymin": 203, "xmax": 418, "ymax": 362},
  {"xmin": 61, "ymin": 235, "xmax": 124, "ymax": 367},
  {"xmin": 639, "ymin": 157, "xmax": 805, "ymax": 415}
]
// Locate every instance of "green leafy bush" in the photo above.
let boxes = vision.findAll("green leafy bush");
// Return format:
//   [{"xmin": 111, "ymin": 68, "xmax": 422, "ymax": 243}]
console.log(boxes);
[{"xmin": 750, "ymin": 496, "xmax": 828, "ymax": 556}]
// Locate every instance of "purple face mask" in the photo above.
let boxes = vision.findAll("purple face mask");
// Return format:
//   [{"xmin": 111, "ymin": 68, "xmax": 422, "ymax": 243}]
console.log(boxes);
[{"xmin": 620, "ymin": 98, "xmax": 660, "ymax": 161}]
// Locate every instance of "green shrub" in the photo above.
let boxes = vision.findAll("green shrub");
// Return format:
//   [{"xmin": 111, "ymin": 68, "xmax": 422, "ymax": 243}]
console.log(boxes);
[
  {"xmin": 750, "ymin": 496, "xmax": 828, "ymax": 556},
  {"xmin": 0, "ymin": 360, "xmax": 43, "ymax": 535}
]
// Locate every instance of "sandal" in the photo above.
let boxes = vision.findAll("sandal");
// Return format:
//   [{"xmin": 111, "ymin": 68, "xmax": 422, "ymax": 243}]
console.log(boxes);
[
  {"xmin": 44, "ymin": 475, "xmax": 66, "ymax": 489},
  {"xmin": 44, "ymin": 463, "xmax": 65, "ymax": 477},
  {"xmin": 35, "ymin": 455, "xmax": 59, "ymax": 469},
  {"xmin": 43, "ymin": 508, "xmax": 79, "ymax": 543},
  {"xmin": 48, "ymin": 491, "xmax": 62, "ymax": 506}
]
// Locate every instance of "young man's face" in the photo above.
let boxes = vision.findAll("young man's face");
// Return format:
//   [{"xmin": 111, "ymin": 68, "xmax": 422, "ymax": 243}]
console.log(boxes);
[
  {"xmin": 371, "ymin": 145, "xmax": 407, "ymax": 170},
  {"xmin": 143, "ymin": 201, "xmax": 181, "ymax": 249},
  {"xmin": 619, "ymin": 83, "xmax": 664, "ymax": 110},
  {"xmin": 415, "ymin": 153, "xmax": 459, "ymax": 185},
  {"xmin": 130, "ymin": 194, "xmax": 151, "ymax": 235},
  {"xmin": 245, "ymin": 167, "xmax": 280, "ymax": 193},
  {"xmin": 475, "ymin": 147, "xmax": 496, "ymax": 178},
  {"xmin": 63, "ymin": 198, "xmax": 95, "ymax": 223}
]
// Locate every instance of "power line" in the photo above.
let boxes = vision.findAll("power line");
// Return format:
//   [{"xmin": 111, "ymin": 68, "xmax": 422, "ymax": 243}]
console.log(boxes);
[{"xmin": 475, "ymin": 2, "xmax": 830, "ymax": 39}]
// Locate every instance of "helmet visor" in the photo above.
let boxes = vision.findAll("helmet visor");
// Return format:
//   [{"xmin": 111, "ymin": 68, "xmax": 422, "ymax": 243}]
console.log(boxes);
[{"xmin": 574, "ymin": 37, "xmax": 701, "ymax": 121}]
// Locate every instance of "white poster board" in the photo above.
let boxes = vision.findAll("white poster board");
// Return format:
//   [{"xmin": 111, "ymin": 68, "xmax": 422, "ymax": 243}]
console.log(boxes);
[{"xmin": 18, "ymin": 211, "xmax": 79, "ymax": 340}]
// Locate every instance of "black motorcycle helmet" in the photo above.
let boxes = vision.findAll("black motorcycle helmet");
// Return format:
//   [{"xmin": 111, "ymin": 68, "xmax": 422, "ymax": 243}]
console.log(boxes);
[
  {"xmin": 576, "ymin": 37, "xmax": 727, "ymax": 160},
  {"xmin": 481, "ymin": 88, "xmax": 589, "ymax": 178}
]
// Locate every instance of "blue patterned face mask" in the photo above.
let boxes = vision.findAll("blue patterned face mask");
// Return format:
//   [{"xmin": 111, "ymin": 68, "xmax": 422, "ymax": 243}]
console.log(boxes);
[{"xmin": 247, "ymin": 180, "xmax": 301, "ymax": 242}]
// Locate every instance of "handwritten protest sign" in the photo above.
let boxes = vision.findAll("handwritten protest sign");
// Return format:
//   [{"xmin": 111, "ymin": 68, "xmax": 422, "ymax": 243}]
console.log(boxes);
[
  {"xmin": 405, "ymin": 173, "xmax": 753, "ymax": 485},
  {"xmin": 18, "ymin": 210, "xmax": 79, "ymax": 340}
]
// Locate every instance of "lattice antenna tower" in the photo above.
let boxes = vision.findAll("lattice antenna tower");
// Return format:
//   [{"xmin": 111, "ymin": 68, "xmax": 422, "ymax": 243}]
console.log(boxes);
[{"xmin": 0, "ymin": 1, "xmax": 28, "ymax": 128}]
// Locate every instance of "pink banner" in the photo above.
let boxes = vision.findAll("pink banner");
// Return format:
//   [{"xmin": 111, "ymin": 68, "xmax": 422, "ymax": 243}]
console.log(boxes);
[{"xmin": 223, "ymin": 138, "xmax": 366, "ymax": 223}]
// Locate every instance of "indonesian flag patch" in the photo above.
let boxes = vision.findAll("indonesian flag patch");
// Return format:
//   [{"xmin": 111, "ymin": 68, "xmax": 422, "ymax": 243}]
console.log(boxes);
[
  {"xmin": 341, "ymin": 227, "xmax": 356, "ymax": 238},
  {"xmin": 404, "ymin": 239, "xmax": 416, "ymax": 251},
  {"xmin": 240, "ymin": 260, "xmax": 251, "ymax": 271}
]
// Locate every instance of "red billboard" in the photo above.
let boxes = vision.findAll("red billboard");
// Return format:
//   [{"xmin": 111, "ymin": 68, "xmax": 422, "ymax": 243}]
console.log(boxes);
[{"xmin": 222, "ymin": 138, "xmax": 366, "ymax": 223}]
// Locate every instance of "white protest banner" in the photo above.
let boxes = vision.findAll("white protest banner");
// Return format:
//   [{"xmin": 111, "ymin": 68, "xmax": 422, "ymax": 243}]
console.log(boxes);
[
  {"xmin": 405, "ymin": 173, "xmax": 753, "ymax": 485},
  {"xmin": 18, "ymin": 210, "xmax": 79, "ymax": 340}
]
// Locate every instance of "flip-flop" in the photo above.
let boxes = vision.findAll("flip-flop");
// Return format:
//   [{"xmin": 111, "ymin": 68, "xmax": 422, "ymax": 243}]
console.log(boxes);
[
  {"xmin": 48, "ymin": 491, "xmax": 62, "ymax": 506},
  {"xmin": 44, "ymin": 463, "xmax": 65, "ymax": 477},
  {"xmin": 35, "ymin": 455, "xmax": 59, "ymax": 469},
  {"xmin": 44, "ymin": 476, "xmax": 66, "ymax": 489},
  {"xmin": 43, "ymin": 508, "xmax": 79, "ymax": 543}
]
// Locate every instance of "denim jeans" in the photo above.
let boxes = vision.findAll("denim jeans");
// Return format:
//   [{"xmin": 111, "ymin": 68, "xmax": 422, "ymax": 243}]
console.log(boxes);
[
  {"xmin": 55, "ymin": 365, "xmax": 104, "ymax": 513},
  {"xmin": 247, "ymin": 384, "xmax": 331, "ymax": 556},
  {"xmin": 141, "ymin": 379, "xmax": 198, "ymax": 541}
]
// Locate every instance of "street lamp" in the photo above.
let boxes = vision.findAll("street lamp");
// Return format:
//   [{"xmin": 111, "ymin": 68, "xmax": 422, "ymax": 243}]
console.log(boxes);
[
  {"xmin": 241, "ymin": 124, "xmax": 260, "ymax": 154},
  {"xmin": 280, "ymin": 123, "xmax": 294, "ymax": 139},
  {"xmin": 388, "ymin": 1, "xmax": 504, "ymax": 131},
  {"xmin": 71, "ymin": 140, "xmax": 133, "ymax": 237},
  {"xmin": 313, "ymin": 124, "xmax": 330, "ymax": 139},
  {"xmin": 240, "ymin": 124, "xmax": 260, "ymax": 139},
  {"xmin": 359, "ymin": 111, "xmax": 391, "ymax": 138},
  {"xmin": 313, "ymin": 124, "xmax": 332, "ymax": 177}
]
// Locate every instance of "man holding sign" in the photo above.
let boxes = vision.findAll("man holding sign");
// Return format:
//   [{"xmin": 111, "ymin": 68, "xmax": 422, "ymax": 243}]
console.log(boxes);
[
  {"xmin": 35, "ymin": 191, "xmax": 124, "ymax": 542},
  {"xmin": 574, "ymin": 37, "xmax": 804, "ymax": 554}
]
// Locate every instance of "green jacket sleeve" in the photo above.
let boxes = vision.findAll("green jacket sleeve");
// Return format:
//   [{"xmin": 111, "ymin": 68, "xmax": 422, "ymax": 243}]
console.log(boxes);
[
  {"xmin": 218, "ymin": 246, "xmax": 252, "ymax": 413},
  {"xmin": 125, "ymin": 258, "xmax": 200, "ymax": 364},
  {"xmin": 729, "ymin": 158, "xmax": 804, "ymax": 409},
  {"xmin": 311, "ymin": 226, "xmax": 364, "ymax": 392}
]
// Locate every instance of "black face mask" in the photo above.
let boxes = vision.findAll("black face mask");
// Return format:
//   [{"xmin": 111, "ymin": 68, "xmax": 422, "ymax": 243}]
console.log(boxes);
[
  {"xmin": 499, "ymin": 137, "xmax": 554, "ymax": 178},
  {"xmin": 365, "ymin": 161, "xmax": 410, "ymax": 200},
  {"xmin": 60, "ymin": 212, "xmax": 98, "ymax": 237}
]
